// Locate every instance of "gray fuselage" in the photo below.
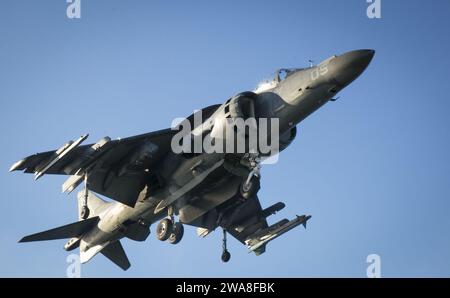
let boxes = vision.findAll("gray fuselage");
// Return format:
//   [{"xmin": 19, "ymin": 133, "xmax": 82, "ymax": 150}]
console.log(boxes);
[{"xmin": 79, "ymin": 49, "xmax": 375, "ymax": 256}]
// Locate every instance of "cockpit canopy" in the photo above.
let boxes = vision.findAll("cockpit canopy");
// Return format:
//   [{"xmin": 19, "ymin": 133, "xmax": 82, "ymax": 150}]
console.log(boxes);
[
  {"xmin": 254, "ymin": 67, "xmax": 307, "ymax": 94},
  {"xmin": 274, "ymin": 68, "xmax": 305, "ymax": 82}
]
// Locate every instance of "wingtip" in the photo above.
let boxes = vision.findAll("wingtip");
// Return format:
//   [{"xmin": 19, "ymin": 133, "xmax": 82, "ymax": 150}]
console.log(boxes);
[{"xmin": 9, "ymin": 159, "xmax": 25, "ymax": 172}]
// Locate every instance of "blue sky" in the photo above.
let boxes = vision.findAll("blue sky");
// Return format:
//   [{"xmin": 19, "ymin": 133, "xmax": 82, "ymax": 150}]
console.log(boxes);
[{"xmin": 1, "ymin": 0, "xmax": 450, "ymax": 277}]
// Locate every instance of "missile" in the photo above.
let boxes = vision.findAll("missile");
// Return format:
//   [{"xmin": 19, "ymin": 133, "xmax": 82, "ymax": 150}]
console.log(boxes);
[
  {"xmin": 62, "ymin": 136, "xmax": 111, "ymax": 175},
  {"xmin": 34, "ymin": 134, "xmax": 89, "ymax": 180},
  {"xmin": 245, "ymin": 215, "xmax": 311, "ymax": 253},
  {"xmin": 61, "ymin": 137, "xmax": 112, "ymax": 194}
]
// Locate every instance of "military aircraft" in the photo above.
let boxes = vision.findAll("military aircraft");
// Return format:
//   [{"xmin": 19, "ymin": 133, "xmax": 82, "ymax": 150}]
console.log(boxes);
[{"xmin": 10, "ymin": 49, "xmax": 374, "ymax": 270}]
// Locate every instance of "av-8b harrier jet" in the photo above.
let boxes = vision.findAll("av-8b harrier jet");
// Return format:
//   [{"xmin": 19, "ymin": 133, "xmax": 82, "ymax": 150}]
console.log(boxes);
[{"xmin": 10, "ymin": 49, "xmax": 374, "ymax": 270}]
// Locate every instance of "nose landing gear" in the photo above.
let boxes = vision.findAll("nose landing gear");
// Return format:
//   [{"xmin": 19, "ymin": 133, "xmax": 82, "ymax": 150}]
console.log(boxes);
[{"xmin": 240, "ymin": 155, "xmax": 261, "ymax": 200}]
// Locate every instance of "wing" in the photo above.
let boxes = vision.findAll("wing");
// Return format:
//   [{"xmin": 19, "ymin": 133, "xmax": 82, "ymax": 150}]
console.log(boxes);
[
  {"xmin": 10, "ymin": 128, "xmax": 176, "ymax": 206},
  {"xmin": 10, "ymin": 104, "xmax": 223, "ymax": 207},
  {"xmin": 11, "ymin": 129, "xmax": 175, "ymax": 174},
  {"xmin": 218, "ymin": 196, "xmax": 310, "ymax": 255},
  {"xmin": 220, "ymin": 196, "xmax": 270, "ymax": 244}
]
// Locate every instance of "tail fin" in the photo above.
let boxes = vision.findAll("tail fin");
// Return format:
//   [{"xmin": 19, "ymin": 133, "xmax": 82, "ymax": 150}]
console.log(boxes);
[
  {"xmin": 101, "ymin": 240, "xmax": 131, "ymax": 271},
  {"xmin": 19, "ymin": 216, "xmax": 99, "ymax": 243},
  {"xmin": 77, "ymin": 190, "xmax": 110, "ymax": 220}
]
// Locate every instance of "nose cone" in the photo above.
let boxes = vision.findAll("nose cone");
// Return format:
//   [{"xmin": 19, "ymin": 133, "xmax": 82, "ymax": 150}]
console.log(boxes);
[{"xmin": 331, "ymin": 49, "xmax": 375, "ymax": 87}]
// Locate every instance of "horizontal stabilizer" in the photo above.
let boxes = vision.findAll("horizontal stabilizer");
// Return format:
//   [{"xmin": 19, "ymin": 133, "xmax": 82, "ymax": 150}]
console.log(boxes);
[
  {"xmin": 19, "ymin": 216, "xmax": 99, "ymax": 243},
  {"xmin": 101, "ymin": 240, "xmax": 131, "ymax": 271}
]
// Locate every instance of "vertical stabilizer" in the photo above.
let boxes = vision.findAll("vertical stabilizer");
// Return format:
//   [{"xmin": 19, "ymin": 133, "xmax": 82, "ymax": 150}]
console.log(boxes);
[{"xmin": 101, "ymin": 240, "xmax": 131, "ymax": 271}]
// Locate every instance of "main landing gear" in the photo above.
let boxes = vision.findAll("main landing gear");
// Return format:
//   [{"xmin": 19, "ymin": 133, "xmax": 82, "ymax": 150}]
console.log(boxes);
[
  {"xmin": 221, "ymin": 229, "xmax": 231, "ymax": 263},
  {"xmin": 156, "ymin": 207, "xmax": 184, "ymax": 244}
]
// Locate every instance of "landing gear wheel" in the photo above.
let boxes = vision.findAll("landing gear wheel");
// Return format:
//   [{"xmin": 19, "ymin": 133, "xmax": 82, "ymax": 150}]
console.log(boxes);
[
  {"xmin": 80, "ymin": 206, "xmax": 90, "ymax": 220},
  {"xmin": 221, "ymin": 250, "xmax": 231, "ymax": 263},
  {"xmin": 156, "ymin": 218, "xmax": 173, "ymax": 241},
  {"xmin": 240, "ymin": 176, "xmax": 260, "ymax": 199},
  {"xmin": 168, "ymin": 222, "xmax": 184, "ymax": 245}
]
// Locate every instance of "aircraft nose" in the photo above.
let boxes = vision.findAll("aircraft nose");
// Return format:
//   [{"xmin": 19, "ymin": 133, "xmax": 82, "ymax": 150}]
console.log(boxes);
[{"xmin": 331, "ymin": 49, "xmax": 375, "ymax": 87}]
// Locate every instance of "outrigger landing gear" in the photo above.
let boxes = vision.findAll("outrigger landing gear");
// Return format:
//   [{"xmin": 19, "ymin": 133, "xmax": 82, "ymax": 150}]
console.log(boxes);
[
  {"xmin": 156, "ymin": 206, "xmax": 184, "ymax": 244},
  {"xmin": 80, "ymin": 174, "xmax": 90, "ymax": 220},
  {"xmin": 221, "ymin": 229, "xmax": 231, "ymax": 263}
]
